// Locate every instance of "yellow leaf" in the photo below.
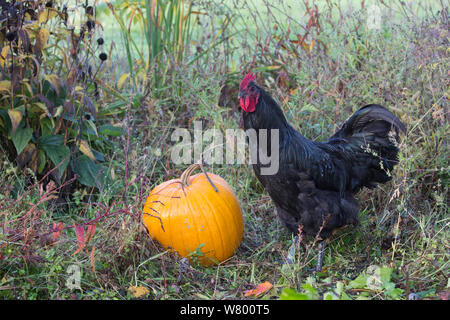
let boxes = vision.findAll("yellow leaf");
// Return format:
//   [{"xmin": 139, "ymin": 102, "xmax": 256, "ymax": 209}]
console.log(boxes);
[
  {"xmin": 309, "ymin": 39, "xmax": 315, "ymax": 53},
  {"xmin": 117, "ymin": 73, "xmax": 130, "ymax": 90},
  {"xmin": 301, "ymin": 41, "xmax": 309, "ymax": 52},
  {"xmin": 0, "ymin": 80, "xmax": 11, "ymax": 90},
  {"xmin": 231, "ymin": 60, "xmax": 237, "ymax": 72},
  {"xmin": 0, "ymin": 45, "xmax": 10, "ymax": 68},
  {"xmin": 8, "ymin": 110, "xmax": 22, "ymax": 135},
  {"xmin": 38, "ymin": 28, "xmax": 50, "ymax": 47},
  {"xmin": 53, "ymin": 105, "xmax": 63, "ymax": 118},
  {"xmin": 44, "ymin": 74, "xmax": 61, "ymax": 94},
  {"xmin": 78, "ymin": 140, "xmax": 96, "ymax": 161},
  {"xmin": 128, "ymin": 286, "xmax": 149, "ymax": 298},
  {"xmin": 244, "ymin": 281, "xmax": 273, "ymax": 297},
  {"xmin": 266, "ymin": 65, "xmax": 281, "ymax": 71},
  {"xmin": 34, "ymin": 102, "xmax": 49, "ymax": 114},
  {"xmin": 1, "ymin": 45, "xmax": 9, "ymax": 58},
  {"xmin": 22, "ymin": 81, "xmax": 33, "ymax": 96},
  {"xmin": 38, "ymin": 9, "xmax": 58, "ymax": 24}
]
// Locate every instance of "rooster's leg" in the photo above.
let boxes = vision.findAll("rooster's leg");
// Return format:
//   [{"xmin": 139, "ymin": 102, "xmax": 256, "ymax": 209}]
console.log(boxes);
[
  {"xmin": 315, "ymin": 240, "xmax": 326, "ymax": 272},
  {"xmin": 305, "ymin": 240, "xmax": 326, "ymax": 272},
  {"xmin": 285, "ymin": 235, "xmax": 299, "ymax": 264}
]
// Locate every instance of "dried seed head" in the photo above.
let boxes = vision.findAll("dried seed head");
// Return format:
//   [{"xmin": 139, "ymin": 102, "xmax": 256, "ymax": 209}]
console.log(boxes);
[
  {"xmin": 86, "ymin": 20, "xmax": 95, "ymax": 31},
  {"xmin": 6, "ymin": 31, "xmax": 16, "ymax": 42},
  {"xmin": 86, "ymin": 6, "xmax": 94, "ymax": 16},
  {"xmin": 99, "ymin": 52, "xmax": 107, "ymax": 61}
]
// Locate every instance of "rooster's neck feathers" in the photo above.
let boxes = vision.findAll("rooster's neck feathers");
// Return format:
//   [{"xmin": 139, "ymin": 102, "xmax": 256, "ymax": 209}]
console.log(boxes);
[{"xmin": 243, "ymin": 86, "xmax": 290, "ymax": 131}]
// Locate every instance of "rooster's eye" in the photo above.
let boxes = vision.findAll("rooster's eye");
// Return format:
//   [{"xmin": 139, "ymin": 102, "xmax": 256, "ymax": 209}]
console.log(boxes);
[{"xmin": 249, "ymin": 86, "xmax": 256, "ymax": 93}]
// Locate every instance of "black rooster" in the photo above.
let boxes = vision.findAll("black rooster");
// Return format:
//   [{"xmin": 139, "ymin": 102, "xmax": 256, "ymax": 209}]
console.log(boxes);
[{"xmin": 239, "ymin": 73, "xmax": 406, "ymax": 270}]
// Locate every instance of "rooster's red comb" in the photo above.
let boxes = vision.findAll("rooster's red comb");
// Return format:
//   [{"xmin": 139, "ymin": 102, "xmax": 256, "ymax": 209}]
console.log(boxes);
[{"xmin": 240, "ymin": 72, "xmax": 256, "ymax": 91}]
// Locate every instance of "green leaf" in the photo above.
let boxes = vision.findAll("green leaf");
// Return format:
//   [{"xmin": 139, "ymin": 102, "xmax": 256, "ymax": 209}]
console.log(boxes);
[
  {"xmin": 38, "ymin": 150, "xmax": 46, "ymax": 174},
  {"xmin": 0, "ymin": 110, "xmax": 11, "ymax": 134},
  {"xmin": 323, "ymin": 292, "xmax": 338, "ymax": 300},
  {"xmin": 336, "ymin": 282, "xmax": 351, "ymax": 300},
  {"xmin": 92, "ymin": 149, "xmax": 105, "ymax": 162},
  {"xmin": 300, "ymin": 104, "xmax": 319, "ymax": 113},
  {"xmin": 40, "ymin": 117, "xmax": 55, "ymax": 137},
  {"xmin": 280, "ymin": 288, "xmax": 310, "ymax": 300},
  {"xmin": 99, "ymin": 124, "xmax": 123, "ymax": 137},
  {"xmin": 389, "ymin": 288, "xmax": 403, "ymax": 299},
  {"xmin": 301, "ymin": 282, "xmax": 318, "ymax": 298},
  {"xmin": 378, "ymin": 266, "xmax": 393, "ymax": 285},
  {"xmin": 12, "ymin": 127, "xmax": 33, "ymax": 155},
  {"xmin": 86, "ymin": 119, "xmax": 98, "ymax": 136},
  {"xmin": 72, "ymin": 155, "xmax": 107, "ymax": 188},
  {"xmin": 39, "ymin": 135, "xmax": 70, "ymax": 179},
  {"xmin": 348, "ymin": 273, "xmax": 368, "ymax": 289},
  {"xmin": 40, "ymin": 134, "xmax": 64, "ymax": 146}
]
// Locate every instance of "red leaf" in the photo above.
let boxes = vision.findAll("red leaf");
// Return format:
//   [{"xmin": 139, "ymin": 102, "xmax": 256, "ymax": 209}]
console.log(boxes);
[
  {"xmin": 85, "ymin": 224, "xmax": 96, "ymax": 246},
  {"xmin": 244, "ymin": 281, "xmax": 273, "ymax": 297},
  {"xmin": 90, "ymin": 246, "xmax": 96, "ymax": 272},
  {"xmin": 73, "ymin": 223, "xmax": 85, "ymax": 255},
  {"xmin": 438, "ymin": 291, "xmax": 449, "ymax": 300},
  {"xmin": 52, "ymin": 222, "xmax": 63, "ymax": 243}
]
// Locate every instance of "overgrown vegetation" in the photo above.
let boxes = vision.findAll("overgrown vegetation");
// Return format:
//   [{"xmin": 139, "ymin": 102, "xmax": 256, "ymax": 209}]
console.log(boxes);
[
  {"xmin": 0, "ymin": 0, "xmax": 121, "ymax": 191},
  {"xmin": 0, "ymin": 0, "xmax": 448, "ymax": 300}
]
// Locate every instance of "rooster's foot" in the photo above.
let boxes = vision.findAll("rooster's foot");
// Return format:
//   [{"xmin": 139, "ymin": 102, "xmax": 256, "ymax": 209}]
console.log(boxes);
[{"xmin": 283, "ymin": 235, "xmax": 299, "ymax": 265}]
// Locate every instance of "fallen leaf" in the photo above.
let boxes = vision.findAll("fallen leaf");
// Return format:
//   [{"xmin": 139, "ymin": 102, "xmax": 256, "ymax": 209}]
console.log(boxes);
[
  {"xmin": 128, "ymin": 286, "xmax": 150, "ymax": 298},
  {"xmin": 244, "ymin": 281, "xmax": 273, "ymax": 297}
]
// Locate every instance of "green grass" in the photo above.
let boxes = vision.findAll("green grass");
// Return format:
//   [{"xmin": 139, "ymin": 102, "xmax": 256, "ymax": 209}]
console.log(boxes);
[{"xmin": 0, "ymin": 0, "xmax": 448, "ymax": 300}]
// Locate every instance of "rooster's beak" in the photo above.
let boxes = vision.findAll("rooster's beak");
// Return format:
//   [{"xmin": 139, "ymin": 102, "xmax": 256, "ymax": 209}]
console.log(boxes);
[{"xmin": 238, "ymin": 91, "xmax": 244, "ymax": 99}]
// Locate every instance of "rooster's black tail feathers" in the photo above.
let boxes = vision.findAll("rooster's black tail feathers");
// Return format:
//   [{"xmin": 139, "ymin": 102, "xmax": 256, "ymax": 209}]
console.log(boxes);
[
  {"xmin": 328, "ymin": 104, "xmax": 406, "ymax": 191},
  {"xmin": 332, "ymin": 104, "xmax": 406, "ymax": 140}
]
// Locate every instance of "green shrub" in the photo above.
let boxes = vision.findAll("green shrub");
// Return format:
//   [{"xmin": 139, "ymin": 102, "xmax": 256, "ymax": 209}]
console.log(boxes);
[{"xmin": 0, "ymin": 0, "xmax": 119, "ymax": 190}]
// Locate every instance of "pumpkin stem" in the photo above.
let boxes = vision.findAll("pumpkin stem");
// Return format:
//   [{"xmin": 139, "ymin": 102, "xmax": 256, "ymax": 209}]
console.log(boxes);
[{"xmin": 180, "ymin": 163, "xmax": 219, "ymax": 192}]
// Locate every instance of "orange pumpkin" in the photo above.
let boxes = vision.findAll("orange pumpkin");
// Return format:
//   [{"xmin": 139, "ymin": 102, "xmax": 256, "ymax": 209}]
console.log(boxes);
[{"xmin": 142, "ymin": 164, "xmax": 244, "ymax": 266}]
